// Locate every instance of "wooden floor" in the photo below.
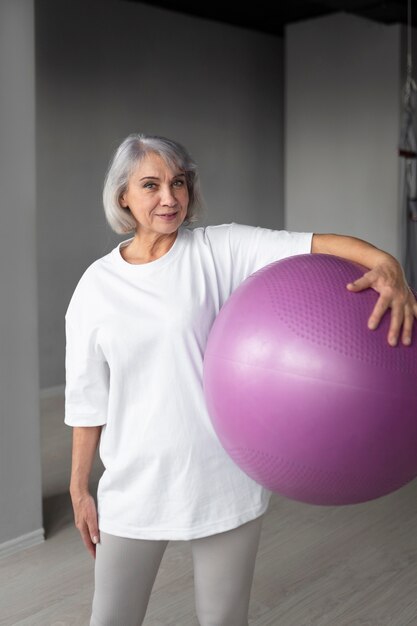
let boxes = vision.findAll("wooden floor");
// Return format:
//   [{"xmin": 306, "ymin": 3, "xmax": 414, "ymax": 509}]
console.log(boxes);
[{"xmin": 1, "ymin": 393, "xmax": 417, "ymax": 626}]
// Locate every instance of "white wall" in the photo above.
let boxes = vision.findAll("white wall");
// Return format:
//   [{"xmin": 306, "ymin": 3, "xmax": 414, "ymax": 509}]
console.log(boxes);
[
  {"xmin": 36, "ymin": 0, "xmax": 284, "ymax": 389},
  {"xmin": 285, "ymin": 13, "xmax": 401, "ymax": 259},
  {"xmin": 0, "ymin": 0, "xmax": 44, "ymax": 553}
]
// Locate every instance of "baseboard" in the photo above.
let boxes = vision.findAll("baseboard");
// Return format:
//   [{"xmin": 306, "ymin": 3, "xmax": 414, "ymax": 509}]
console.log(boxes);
[
  {"xmin": 0, "ymin": 527, "xmax": 45, "ymax": 559},
  {"xmin": 40, "ymin": 384, "xmax": 64, "ymax": 399}
]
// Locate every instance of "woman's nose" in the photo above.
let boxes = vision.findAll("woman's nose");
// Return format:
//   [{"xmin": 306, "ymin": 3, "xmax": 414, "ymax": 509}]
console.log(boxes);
[{"xmin": 160, "ymin": 186, "xmax": 177, "ymax": 207}]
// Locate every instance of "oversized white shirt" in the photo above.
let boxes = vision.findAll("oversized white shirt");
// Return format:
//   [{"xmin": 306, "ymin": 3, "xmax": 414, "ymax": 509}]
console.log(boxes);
[{"xmin": 65, "ymin": 222, "xmax": 313, "ymax": 540}]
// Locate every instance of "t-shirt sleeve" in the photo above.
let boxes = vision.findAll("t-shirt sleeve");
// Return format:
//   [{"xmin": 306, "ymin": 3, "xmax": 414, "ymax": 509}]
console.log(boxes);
[
  {"xmin": 64, "ymin": 277, "xmax": 109, "ymax": 427},
  {"xmin": 205, "ymin": 222, "xmax": 313, "ymax": 292},
  {"xmin": 228, "ymin": 222, "xmax": 313, "ymax": 285}
]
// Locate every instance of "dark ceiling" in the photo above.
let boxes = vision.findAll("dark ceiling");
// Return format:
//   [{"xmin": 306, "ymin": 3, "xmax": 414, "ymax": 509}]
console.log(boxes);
[{"xmin": 127, "ymin": 0, "xmax": 414, "ymax": 37}]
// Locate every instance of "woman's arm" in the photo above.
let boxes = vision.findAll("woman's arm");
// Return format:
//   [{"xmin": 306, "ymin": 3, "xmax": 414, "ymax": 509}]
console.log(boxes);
[
  {"xmin": 311, "ymin": 233, "xmax": 417, "ymax": 347},
  {"xmin": 69, "ymin": 426, "xmax": 102, "ymax": 558},
  {"xmin": 69, "ymin": 426, "xmax": 102, "ymax": 494}
]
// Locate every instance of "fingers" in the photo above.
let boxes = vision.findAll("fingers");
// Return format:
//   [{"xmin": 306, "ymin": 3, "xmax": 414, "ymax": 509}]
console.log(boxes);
[
  {"xmin": 386, "ymin": 303, "xmax": 405, "ymax": 346},
  {"xmin": 368, "ymin": 298, "xmax": 407, "ymax": 346},
  {"xmin": 78, "ymin": 522, "xmax": 100, "ymax": 558},
  {"xmin": 88, "ymin": 515, "xmax": 100, "ymax": 545},
  {"xmin": 400, "ymin": 295, "xmax": 417, "ymax": 346},
  {"xmin": 86, "ymin": 514, "xmax": 100, "ymax": 559},
  {"xmin": 80, "ymin": 524, "xmax": 99, "ymax": 559},
  {"xmin": 346, "ymin": 274, "xmax": 372, "ymax": 292},
  {"xmin": 347, "ymin": 267, "xmax": 417, "ymax": 346},
  {"xmin": 401, "ymin": 309, "xmax": 414, "ymax": 346},
  {"xmin": 71, "ymin": 492, "xmax": 100, "ymax": 559},
  {"xmin": 367, "ymin": 295, "xmax": 390, "ymax": 331},
  {"xmin": 367, "ymin": 294, "xmax": 416, "ymax": 346}
]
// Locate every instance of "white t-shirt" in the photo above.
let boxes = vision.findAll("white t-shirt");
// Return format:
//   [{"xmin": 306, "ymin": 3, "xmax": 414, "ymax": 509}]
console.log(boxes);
[{"xmin": 65, "ymin": 222, "xmax": 313, "ymax": 540}]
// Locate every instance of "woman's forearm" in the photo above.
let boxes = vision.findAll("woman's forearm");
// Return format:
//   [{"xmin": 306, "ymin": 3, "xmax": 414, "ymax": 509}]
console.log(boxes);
[
  {"xmin": 311, "ymin": 233, "xmax": 397, "ymax": 269},
  {"xmin": 69, "ymin": 426, "xmax": 102, "ymax": 495}
]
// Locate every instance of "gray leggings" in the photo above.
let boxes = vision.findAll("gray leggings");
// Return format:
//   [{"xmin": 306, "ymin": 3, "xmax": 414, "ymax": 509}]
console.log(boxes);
[{"xmin": 90, "ymin": 514, "xmax": 264, "ymax": 626}]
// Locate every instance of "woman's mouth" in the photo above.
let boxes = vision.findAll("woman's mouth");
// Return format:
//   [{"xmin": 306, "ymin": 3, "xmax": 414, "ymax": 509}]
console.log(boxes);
[{"xmin": 156, "ymin": 212, "xmax": 178, "ymax": 221}]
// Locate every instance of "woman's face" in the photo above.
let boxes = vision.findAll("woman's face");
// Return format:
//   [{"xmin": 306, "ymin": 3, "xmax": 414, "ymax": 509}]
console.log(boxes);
[{"xmin": 120, "ymin": 152, "xmax": 189, "ymax": 236}]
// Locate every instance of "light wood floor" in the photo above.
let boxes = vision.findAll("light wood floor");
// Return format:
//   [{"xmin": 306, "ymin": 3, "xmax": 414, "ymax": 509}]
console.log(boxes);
[{"xmin": 1, "ymin": 393, "xmax": 417, "ymax": 626}]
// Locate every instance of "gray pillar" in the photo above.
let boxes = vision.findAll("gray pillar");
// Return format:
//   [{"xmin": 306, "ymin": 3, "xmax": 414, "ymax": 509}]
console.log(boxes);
[
  {"xmin": 285, "ymin": 14, "xmax": 401, "ymax": 258},
  {"xmin": 0, "ymin": 0, "xmax": 44, "ymax": 555}
]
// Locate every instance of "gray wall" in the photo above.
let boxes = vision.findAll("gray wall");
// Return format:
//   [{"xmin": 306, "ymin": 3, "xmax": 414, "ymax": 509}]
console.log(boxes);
[
  {"xmin": 0, "ymin": 0, "xmax": 44, "ymax": 551},
  {"xmin": 36, "ymin": 0, "xmax": 284, "ymax": 389},
  {"xmin": 285, "ymin": 13, "xmax": 402, "ymax": 259}
]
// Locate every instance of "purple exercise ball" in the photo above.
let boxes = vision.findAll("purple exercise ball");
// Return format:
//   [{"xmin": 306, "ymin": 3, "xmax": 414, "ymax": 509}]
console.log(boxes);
[{"xmin": 203, "ymin": 253, "xmax": 417, "ymax": 506}]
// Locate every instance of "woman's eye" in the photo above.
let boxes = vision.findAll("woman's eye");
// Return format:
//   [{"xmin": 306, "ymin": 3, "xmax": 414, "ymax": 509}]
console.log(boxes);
[
  {"xmin": 143, "ymin": 182, "xmax": 156, "ymax": 189},
  {"xmin": 173, "ymin": 180, "xmax": 184, "ymax": 187}
]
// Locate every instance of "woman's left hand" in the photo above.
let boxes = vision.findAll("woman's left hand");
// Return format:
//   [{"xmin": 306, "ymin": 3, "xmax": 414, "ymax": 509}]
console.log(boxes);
[{"xmin": 346, "ymin": 259, "xmax": 417, "ymax": 346}]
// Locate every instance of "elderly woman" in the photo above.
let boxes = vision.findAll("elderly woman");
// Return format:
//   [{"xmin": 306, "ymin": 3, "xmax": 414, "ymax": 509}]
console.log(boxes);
[{"xmin": 65, "ymin": 133, "xmax": 416, "ymax": 626}]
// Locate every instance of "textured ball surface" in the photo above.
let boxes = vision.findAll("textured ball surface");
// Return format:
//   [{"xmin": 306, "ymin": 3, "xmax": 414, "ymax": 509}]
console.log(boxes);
[{"xmin": 203, "ymin": 254, "xmax": 417, "ymax": 506}]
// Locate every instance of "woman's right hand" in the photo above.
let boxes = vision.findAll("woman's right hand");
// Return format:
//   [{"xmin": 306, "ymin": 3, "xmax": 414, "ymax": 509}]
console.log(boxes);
[{"xmin": 70, "ymin": 489, "xmax": 100, "ymax": 559}]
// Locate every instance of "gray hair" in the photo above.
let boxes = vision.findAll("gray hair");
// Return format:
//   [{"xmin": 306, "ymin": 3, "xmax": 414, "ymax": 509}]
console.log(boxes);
[{"xmin": 103, "ymin": 133, "xmax": 202, "ymax": 234}]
